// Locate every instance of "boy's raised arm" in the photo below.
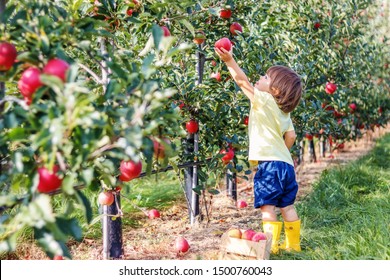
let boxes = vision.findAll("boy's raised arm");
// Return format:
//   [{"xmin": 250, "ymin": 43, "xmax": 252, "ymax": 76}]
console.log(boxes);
[{"xmin": 215, "ymin": 47, "xmax": 254, "ymax": 102}]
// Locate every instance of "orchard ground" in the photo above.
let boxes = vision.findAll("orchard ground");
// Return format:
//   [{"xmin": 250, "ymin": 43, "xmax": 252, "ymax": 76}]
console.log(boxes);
[{"xmin": 4, "ymin": 125, "xmax": 389, "ymax": 260}]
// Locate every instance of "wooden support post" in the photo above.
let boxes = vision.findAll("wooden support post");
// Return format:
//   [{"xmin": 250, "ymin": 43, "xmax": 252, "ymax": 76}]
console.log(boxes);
[{"xmin": 102, "ymin": 194, "xmax": 123, "ymax": 259}]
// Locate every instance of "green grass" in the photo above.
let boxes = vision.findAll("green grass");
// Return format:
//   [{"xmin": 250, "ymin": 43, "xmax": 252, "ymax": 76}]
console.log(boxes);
[{"xmin": 274, "ymin": 133, "xmax": 390, "ymax": 260}]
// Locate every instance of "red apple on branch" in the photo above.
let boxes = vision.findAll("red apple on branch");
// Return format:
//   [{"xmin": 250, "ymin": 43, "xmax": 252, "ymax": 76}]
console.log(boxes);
[
  {"xmin": 161, "ymin": 26, "xmax": 171, "ymax": 37},
  {"xmin": 325, "ymin": 82, "xmax": 337, "ymax": 94},
  {"xmin": 43, "ymin": 58, "xmax": 70, "ymax": 82},
  {"xmin": 349, "ymin": 103, "xmax": 357, "ymax": 112},
  {"xmin": 37, "ymin": 165, "xmax": 63, "ymax": 193},
  {"xmin": 98, "ymin": 191, "xmax": 115, "ymax": 206},
  {"xmin": 18, "ymin": 67, "xmax": 43, "ymax": 98},
  {"xmin": 219, "ymin": 9, "xmax": 232, "ymax": 19},
  {"xmin": 210, "ymin": 72, "xmax": 221, "ymax": 82},
  {"xmin": 230, "ymin": 22, "xmax": 243, "ymax": 36},
  {"xmin": 119, "ymin": 160, "xmax": 142, "ymax": 182},
  {"xmin": 193, "ymin": 30, "xmax": 205, "ymax": 45},
  {"xmin": 0, "ymin": 42, "xmax": 17, "ymax": 71},
  {"xmin": 243, "ymin": 116, "xmax": 249, "ymax": 126},
  {"xmin": 220, "ymin": 148, "xmax": 234, "ymax": 164},
  {"xmin": 186, "ymin": 119, "xmax": 199, "ymax": 134},
  {"xmin": 314, "ymin": 22, "xmax": 321, "ymax": 29}
]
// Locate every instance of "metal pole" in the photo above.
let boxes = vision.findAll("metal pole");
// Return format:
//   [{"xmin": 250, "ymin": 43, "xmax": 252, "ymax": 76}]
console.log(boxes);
[
  {"xmin": 190, "ymin": 132, "xmax": 199, "ymax": 225},
  {"xmin": 102, "ymin": 194, "xmax": 123, "ymax": 259}
]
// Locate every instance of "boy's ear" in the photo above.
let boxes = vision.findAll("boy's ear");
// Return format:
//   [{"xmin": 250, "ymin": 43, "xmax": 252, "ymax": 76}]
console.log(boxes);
[{"xmin": 271, "ymin": 87, "xmax": 280, "ymax": 95}]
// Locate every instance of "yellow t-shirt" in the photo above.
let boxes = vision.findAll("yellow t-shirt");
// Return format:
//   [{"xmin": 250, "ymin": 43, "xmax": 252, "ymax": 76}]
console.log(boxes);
[{"xmin": 248, "ymin": 88, "xmax": 295, "ymax": 166}]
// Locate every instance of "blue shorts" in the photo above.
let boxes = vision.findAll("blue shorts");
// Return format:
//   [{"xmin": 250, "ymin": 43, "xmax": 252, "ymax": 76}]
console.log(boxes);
[{"xmin": 253, "ymin": 161, "xmax": 298, "ymax": 208}]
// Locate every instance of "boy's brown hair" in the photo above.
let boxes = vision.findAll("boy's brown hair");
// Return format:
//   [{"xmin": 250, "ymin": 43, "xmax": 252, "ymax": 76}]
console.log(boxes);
[{"xmin": 267, "ymin": 65, "xmax": 302, "ymax": 113}]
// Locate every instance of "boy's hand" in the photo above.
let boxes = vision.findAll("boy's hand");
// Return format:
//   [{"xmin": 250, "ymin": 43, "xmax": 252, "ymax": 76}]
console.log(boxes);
[{"xmin": 215, "ymin": 47, "xmax": 233, "ymax": 63}]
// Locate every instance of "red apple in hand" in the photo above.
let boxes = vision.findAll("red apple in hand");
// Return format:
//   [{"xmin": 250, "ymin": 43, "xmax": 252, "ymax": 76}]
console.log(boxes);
[
  {"xmin": 0, "ymin": 42, "xmax": 17, "ymax": 71},
  {"xmin": 119, "ymin": 160, "xmax": 142, "ymax": 182},
  {"xmin": 215, "ymin": 37, "xmax": 232, "ymax": 52},
  {"xmin": 148, "ymin": 209, "xmax": 160, "ymax": 219},
  {"xmin": 230, "ymin": 22, "xmax": 243, "ymax": 36},
  {"xmin": 98, "ymin": 191, "xmax": 115, "ymax": 206},
  {"xmin": 325, "ymin": 82, "xmax": 337, "ymax": 94},
  {"xmin": 18, "ymin": 67, "xmax": 43, "ymax": 98},
  {"xmin": 236, "ymin": 200, "xmax": 248, "ymax": 208},
  {"xmin": 37, "ymin": 165, "xmax": 63, "ymax": 193},
  {"xmin": 175, "ymin": 236, "xmax": 190, "ymax": 253},
  {"xmin": 186, "ymin": 119, "xmax": 199, "ymax": 134},
  {"xmin": 219, "ymin": 9, "xmax": 232, "ymax": 19},
  {"xmin": 43, "ymin": 58, "xmax": 70, "ymax": 82}
]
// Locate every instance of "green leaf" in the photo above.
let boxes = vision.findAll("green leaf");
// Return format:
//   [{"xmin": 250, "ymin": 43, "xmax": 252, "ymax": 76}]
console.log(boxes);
[
  {"xmin": 152, "ymin": 24, "xmax": 163, "ymax": 50},
  {"xmin": 179, "ymin": 19, "xmax": 194, "ymax": 37},
  {"xmin": 56, "ymin": 217, "xmax": 83, "ymax": 241},
  {"xmin": 75, "ymin": 190, "xmax": 93, "ymax": 224}
]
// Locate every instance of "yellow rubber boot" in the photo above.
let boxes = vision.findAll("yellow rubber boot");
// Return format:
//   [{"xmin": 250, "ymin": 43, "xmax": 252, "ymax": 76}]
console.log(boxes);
[
  {"xmin": 262, "ymin": 221, "xmax": 282, "ymax": 254},
  {"xmin": 281, "ymin": 220, "xmax": 301, "ymax": 252}
]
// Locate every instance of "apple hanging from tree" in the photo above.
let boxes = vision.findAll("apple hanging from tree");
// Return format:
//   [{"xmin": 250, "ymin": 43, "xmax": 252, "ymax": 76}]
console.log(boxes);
[
  {"xmin": 243, "ymin": 116, "xmax": 249, "ymax": 126},
  {"xmin": 215, "ymin": 37, "xmax": 232, "ymax": 52},
  {"xmin": 349, "ymin": 103, "xmax": 357, "ymax": 112},
  {"xmin": 305, "ymin": 133, "xmax": 313, "ymax": 141},
  {"xmin": 220, "ymin": 148, "xmax": 234, "ymax": 164},
  {"xmin": 325, "ymin": 82, "xmax": 337, "ymax": 94},
  {"xmin": 119, "ymin": 159, "xmax": 142, "ymax": 182},
  {"xmin": 152, "ymin": 137, "xmax": 171, "ymax": 159},
  {"xmin": 98, "ymin": 191, "xmax": 115, "ymax": 206},
  {"xmin": 185, "ymin": 119, "xmax": 199, "ymax": 134},
  {"xmin": 175, "ymin": 236, "xmax": 190, "ymax": 253},
  {"xmin": 193, "ymin": 30, "xmax": 205, "ymax": 45},
  {"xmin": 18, "ymin": 67, "xmax": 43, "ymax": 98},
  {"xmin": 219, "ymin": 8, "xmax": 232, "ymax": 19},
  {"xmin": 0, "ymin": 42, "xmax": 17, "ymax": 71},
  {"xmin": 43, "ymin": 58, "xmax": 70, "ymax": 82},
  {"xmin": 230, "ymin": 22, "xmax": 243, "ymax": 36},
  {"xmin": 210, "ymin": 72, "xmax": 221, "ymax": 82},
  {"xmin": 314, "ymin": 22, "xmax": 321, "ymax": 29},
  {"xmin": 161, "ymin": 26, "xmax": 171, "ymax": 37},
  {"xmin": 37, "ymin": 165, "xmax": 63, "ymax": 193}
]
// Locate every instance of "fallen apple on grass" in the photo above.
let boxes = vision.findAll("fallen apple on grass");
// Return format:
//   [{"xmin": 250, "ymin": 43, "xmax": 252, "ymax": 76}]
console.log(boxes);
[
  {"xmin": 175, "ymin": 236, "xmax": 190, "ymax": 253},
  {"xmin": 236, "ymin": 200, "xmax": 248, "ymax": 208},
  {"xmin": 148, "ymin": 209, "xmax": 161, "ymax": 219}
]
